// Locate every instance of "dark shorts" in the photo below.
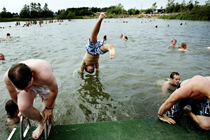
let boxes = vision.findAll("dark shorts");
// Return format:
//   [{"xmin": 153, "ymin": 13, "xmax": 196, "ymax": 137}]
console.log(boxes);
[
  {"xmin": 165, "ymin": 82, "xmax": 210, "ymax": 117},
  {"xmin": 165, "ymin": 99, "xmax": 210, "ymax": 117}
]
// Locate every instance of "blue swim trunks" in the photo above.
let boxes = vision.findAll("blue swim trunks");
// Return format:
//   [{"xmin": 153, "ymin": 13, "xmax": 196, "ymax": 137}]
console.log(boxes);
[
  {"xmin": 86, "ymin": 39, "xmax": 105, "ymax": 55},
  {"xmin": 165, "ymin": 82, "xmax": 210, "ymax": 117}
]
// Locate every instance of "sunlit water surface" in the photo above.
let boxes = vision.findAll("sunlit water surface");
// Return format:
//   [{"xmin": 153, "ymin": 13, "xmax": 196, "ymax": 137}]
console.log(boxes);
[{"xmin": 0, "ymin": 18, "xmax": 210, "ymax": 139}]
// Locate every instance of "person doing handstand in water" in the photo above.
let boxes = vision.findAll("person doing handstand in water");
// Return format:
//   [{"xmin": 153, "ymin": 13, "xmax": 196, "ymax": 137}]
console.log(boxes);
[{"xmin": 80, "ymin": 13, "xmax": 116, "ymax": 73}]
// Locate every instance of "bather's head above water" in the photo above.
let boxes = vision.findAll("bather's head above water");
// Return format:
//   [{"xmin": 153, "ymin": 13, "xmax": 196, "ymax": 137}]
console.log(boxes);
[
  {"xmin": 171, "ymin": 39, "xmax": 177, "ymax": 46},
  {"xmin": 0, "ymin": 53, "xmax": 5, "ymax": 60},
  {"xmin": 170, "ymin": 72, "xmax": 180, "ymax": 86},
  {"xmin": 84, "ymin": 65, "xmax": 95, "ymax": 74}
]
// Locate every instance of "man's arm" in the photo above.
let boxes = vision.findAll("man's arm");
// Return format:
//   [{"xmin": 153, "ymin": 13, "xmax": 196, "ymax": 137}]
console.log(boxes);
[
  {"xmin": 42, "ymin": 73, "xmax": 58, "ymax": 123},
  {"xmin": 95, "ymin": 62, "xmax": 99, "ymax": 70},
  {"xmin": 158, "ymin": 84, "xmax": 192, "ymax": 124},
  {"xmin": 3, "ymin": 73, "xmax": 18, "ymax": 104},
  {"xmin": 80, "ymin": 60, "xmax": 85, "ymax": 73}
]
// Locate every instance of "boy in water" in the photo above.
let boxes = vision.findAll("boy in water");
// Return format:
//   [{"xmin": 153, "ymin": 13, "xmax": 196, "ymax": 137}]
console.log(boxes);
[
  {"xmin": 5, "ymin": 99, "xmax": 20, "ymax": 129},
  {"xmin": 170, "ymin": 39, "xmax": 178, "ymax": 47},
  {"xmin": 178, "ymin": 43, "xmax": 189, "ymax": 52},
  {"xmin": 123, "ymin": 36, "xmax": 128, "ymax": 41},
  {"xmin": 6, "ymin": 33, "xmax": 11, "ymax": 38},
  {"xmin": 80, "ymin": 13, "xmax": 116, "ymax": 73},
  {"xmin": 0, "ymin": 53, "xmax": 5, "ymax": 60},
  {"xmin": 162, "ymin": 72, "xmax": 181, "ymax": 94}
]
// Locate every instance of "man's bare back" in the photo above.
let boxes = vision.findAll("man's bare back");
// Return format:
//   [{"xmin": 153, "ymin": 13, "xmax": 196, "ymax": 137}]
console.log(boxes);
[
  {"xmin": 158, "ymin": 75, "xmax": 210, "ymax": 130},
  {"xmin": 4, "ymin": 59, "xmax": 58, "ymax": 139}
]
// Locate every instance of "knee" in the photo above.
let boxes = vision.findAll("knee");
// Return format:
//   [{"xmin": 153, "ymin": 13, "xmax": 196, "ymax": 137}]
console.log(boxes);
[
  {"xmin": 199, "ymin": 123, "xmax": 210, "ymax": 130},
  {"xmin": 18, "ymin": 104, "xmax": 31, "ymax": 115}
]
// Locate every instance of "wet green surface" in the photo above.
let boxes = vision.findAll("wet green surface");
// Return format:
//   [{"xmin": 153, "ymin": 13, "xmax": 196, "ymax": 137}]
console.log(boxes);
[{"xmin": 10, "ymin": 117, "xmax": 210, "ymax": 140}]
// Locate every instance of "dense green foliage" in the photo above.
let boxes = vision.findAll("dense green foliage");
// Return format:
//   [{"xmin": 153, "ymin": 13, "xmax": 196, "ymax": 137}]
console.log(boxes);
[
  {"xmin": 0, "ymin": 7, "xmax": 16, "ymax": 18},
  {"xmin": 0, "ymin": 1, "xmax": 210, "ymax": 21},
  {"xmin": 159, "ymin": 0, "xmax": 210, "ymax": 20},
  {"xmin": 19, "ymin": 3, "xmax": 53, "ymax": 18}
]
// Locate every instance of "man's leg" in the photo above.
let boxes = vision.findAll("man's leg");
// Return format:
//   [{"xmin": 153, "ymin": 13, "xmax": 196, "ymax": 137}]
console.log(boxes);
[
  {"xmin": 100, "ymin": 44, "xmax": 116, "ymax": 59},
  {"xmin": 90, "ymin": 13, "xmax": 106, "ymax": 43},
  {"xmin": 184, "ymin": 109, "xmax": 210, "ymax": 130},
  {"xmin": 18, "ymin": 90, "xmax": 44, "ymax": 139}
]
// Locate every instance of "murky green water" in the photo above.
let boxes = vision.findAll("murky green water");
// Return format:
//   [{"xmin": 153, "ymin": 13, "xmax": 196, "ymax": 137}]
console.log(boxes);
[{"xmin": 0, "ymin": 18, "xmax": 210, "ymax": 139}]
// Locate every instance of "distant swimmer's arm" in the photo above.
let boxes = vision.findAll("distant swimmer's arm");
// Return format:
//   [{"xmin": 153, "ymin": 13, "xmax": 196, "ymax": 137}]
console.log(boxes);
[{"xmin": 80, "ymin": 60, "xmax": 85, "ymax": 73}]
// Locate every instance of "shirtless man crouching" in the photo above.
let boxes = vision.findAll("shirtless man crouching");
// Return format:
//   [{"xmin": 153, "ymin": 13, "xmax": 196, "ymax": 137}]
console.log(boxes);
[
  {"xmin": 80, "ymin": 12, "xmax": 116, "ymax": 73},
  {"xmin": 158, "ymin": 75, "xmax": 210, "ymax": 130},
  {"xmin": 4, "ymin": 59, "xmax": 58, "ymax": 139}
]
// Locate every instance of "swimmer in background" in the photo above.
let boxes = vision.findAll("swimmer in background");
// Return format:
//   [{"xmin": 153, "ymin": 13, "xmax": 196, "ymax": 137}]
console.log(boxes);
[
  {"xmin": 103, "ymin": 35, "xmax": 107, "ymax": 41},
  {"xmin": 123, "ymin": 36, "xmax": 128, "ymax": 41},
  {"xmin": 178, "ymin": 43, "xmax": 189, "ymax": 52},
  {"xmin": 6, "ymin": 33, "xmax": 11, "ymax": 38},
  {"xmin": 80, "ymin": 13, "xmax": 116, "ymax": 74},
  {"xmin": 120, "ymin": 34, "xmax": 123, "ymax": 38},
  {"xmin": 169, "ymin": 39, "xmax": 178, "ymax": 47},
  {"xmin": 5, "ymin": 99, "xmax": 20, "ymax": 129},
  {"xmin": 0, "ymin": 53, "xmax": 5, "ymax": 60},
  {"xmin": 162, "ymin": 72, "xmax": 181, "ymax": 94}
]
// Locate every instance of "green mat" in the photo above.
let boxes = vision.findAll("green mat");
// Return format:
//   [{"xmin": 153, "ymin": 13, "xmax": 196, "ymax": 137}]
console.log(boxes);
[{"xmin": 9, "ymin": 117, "xmax": 210, "ymax": 140}]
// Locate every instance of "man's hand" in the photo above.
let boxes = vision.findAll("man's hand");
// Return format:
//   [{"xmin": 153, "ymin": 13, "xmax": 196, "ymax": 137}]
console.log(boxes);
[
  {"xmin": 158, "ymin": 115, "xmax": 176, "ymax": 124},
  {"xmin": 42, "ymin": 109, "xmax": 53, "ymax": 123}
]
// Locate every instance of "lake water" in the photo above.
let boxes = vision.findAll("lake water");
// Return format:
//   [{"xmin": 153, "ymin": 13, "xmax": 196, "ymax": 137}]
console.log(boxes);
[{"xmin": 0, "ymin": 18, "xmax": 210, "ymax": 139}]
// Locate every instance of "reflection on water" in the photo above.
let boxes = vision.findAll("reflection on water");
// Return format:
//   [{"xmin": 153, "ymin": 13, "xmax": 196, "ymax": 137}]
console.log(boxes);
[
  {"xmin": 77, "ymin": 72, "xmax": 138, "ymax": 123},
  {"xmin": 0, "ymin": 19, "xmax": 210, "ymax": 139}
]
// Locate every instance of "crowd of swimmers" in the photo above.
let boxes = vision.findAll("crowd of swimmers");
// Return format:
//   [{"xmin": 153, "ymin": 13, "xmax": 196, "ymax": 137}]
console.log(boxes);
[{"xmin": 2, "ymin": 13, "xmax": 210, "ymax": 139}]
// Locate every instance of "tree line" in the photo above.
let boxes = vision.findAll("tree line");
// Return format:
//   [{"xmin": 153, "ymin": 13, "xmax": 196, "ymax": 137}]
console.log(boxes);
[
  {"xmin": 0, "ymin": 2, "xmax": 53, "ymax": 18},
  {"xmin": 160, "ymin": 0, "xmax": 210, "ymax": 20},
  {"xmin": 0, "ymin": 1, "xmax": 210, "ymax": 20}
]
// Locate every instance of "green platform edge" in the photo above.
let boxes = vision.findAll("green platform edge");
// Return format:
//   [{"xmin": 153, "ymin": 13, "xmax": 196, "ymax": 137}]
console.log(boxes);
[{"xmin": 10, "ymin": 117, "xmax": 210, "ymax": 140}]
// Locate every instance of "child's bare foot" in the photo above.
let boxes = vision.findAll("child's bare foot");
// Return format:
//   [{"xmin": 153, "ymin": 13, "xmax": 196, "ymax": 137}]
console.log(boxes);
[
  {"xmin": 109, "ymin": 44, "xmax": 116, "ymax": 59},
  {"xmin": 32, "ymin": 123, "xmax": 44, "ymax": 139},
  {"xmin": 99, "ymin": 13, "xmax": 107, "ymax": 20}
]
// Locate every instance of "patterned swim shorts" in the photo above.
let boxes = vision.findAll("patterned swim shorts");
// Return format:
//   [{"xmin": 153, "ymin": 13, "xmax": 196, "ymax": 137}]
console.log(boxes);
[{"xmin": 86, "ymin": 39, "xmax": 105, "ymax": 55}]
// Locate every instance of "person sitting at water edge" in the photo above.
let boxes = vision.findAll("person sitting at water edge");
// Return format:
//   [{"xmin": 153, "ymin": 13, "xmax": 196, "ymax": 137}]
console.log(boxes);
[
  {"xmin": 6, "ymin": 33, "xmax": 11, "ymax": 38},
  {"xmin": 170, "ymin": 39, "xmax": 178, "ymax": 47},
  {"xmin": 80, "ymin": 13, "xmax": 116, "ymax": 73},
  {"xmin": 162, "ymin": 72, "xmax": 181, "ymax": 94},
  {"xmin": 123, "ymin": 36, "xmax": 128, "ymax": 41},
  {"xmin": 5, "ymin": 99, "xmax": 20, "ymax": 129},
  {"xmin": 4, "ymin": 59, "xmax": 58, "ymax": 139},
  {"xmin": 178, "ymin": 43, "xmax": 189, "ymax": 52},
  {"xmin": 158, "ymin": 75, "xmax": 210, "ymax": 130}
]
